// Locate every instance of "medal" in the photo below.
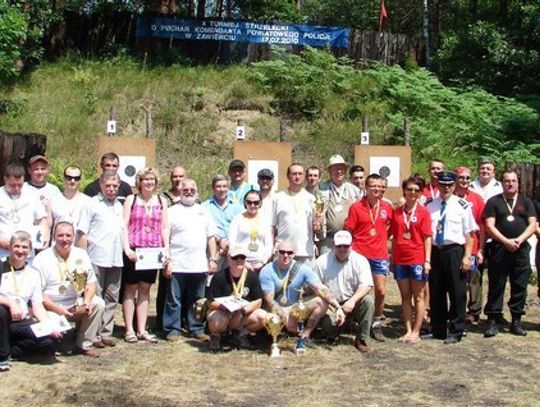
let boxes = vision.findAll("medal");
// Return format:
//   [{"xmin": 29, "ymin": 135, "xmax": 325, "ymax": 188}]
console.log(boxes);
[
  {"xmin": 248, "ymin": 241, "xmax": 259, "ymax": 251},
  {"xmin": 144, "ymin": 225, "xmax": 152, "ymax": 233},
  {"xmin": 370, "ymin": 228, "xmax": 377, "ymax": 236},
  {"xmin": 403, "ymin": 232, "xmax": 411, "ymax": 240},
  {"xmin": 280, "ymin": 295, "xmax": 288, "ymax": 305},
  {"xmin": 503, "ymin": 195, "xmax": 517, "ymax": 224},
  {"xmin": 59, "ymin": 285, "xmax": 67, "ymax": 294},
  {"xmin": 507, "ymin": 215, "xmax": 514, "ymax": 222}
]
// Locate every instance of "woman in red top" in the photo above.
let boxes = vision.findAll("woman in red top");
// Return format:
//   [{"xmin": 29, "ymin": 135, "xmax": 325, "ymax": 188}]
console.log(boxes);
[{"xmin": 391, "ymin": 176, "xmax": 432, "ymax": 344}]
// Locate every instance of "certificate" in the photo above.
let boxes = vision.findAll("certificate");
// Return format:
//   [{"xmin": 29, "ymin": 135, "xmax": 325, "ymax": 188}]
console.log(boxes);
[
  {"xmin": 214, "ymin": 295, "xmax": 250, "ymax": 313},
  {"xmin": 31, "ymin": 315, "xmax": 71, "ymax": 338},
  {"xmin": 135, "ymin": 247, "xmax": 166, "ymax": 270}
]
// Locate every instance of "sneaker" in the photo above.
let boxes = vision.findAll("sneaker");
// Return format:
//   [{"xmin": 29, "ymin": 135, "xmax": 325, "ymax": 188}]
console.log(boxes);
[
  {"xmin": 484, "ymin": 320, "xmax": 499, "ymax": 338},
  {"xmin": 353, "ymin": 338, "xmax": 372, "ymax": 353},
  {"xmin": 371, "ymin": 326, "xmax": 386, "ymax": 342},
  {"xmin": 209, "ymin": 334, "xmax": 221, "ymax": 352},
  {"xmin": 510, "ymin": 321, "xmax": 527, "ymax": 336},
  {"xmin": 0, "ymin": 360, "xmax": 10, "ymax": 372}
]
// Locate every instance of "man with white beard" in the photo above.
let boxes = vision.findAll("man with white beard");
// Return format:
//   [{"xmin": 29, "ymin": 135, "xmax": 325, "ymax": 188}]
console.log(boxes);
[{"xmin": 163, "ymin": 179, "xmax": 219, "ymax": 342}]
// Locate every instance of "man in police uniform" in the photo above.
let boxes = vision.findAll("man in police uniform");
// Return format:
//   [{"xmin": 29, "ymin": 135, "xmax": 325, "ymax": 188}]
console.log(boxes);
[
  {"xmin": 427, "ymin": 171, "xmax": 478, "ymax": 344},
  {"xmin": 483, "ymin": 171, "xmax": 537, "ymax": 337}
]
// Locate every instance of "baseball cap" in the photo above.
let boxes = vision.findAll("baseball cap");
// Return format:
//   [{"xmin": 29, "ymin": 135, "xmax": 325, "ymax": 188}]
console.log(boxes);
[
  {"xmin": 229, "ymin": 246, "xmax": 249, "ymax": 258},
  {"xmin": 257, "ymin": 168, "xmax": 274, "ymax": 179},
  {"xmin": 28, "ymin": 155, "xmax": 48, "ymax": 166},
  {"xmin": 334, "ymin": 230, "xmax": 352, "ymax": 246},
  {"xmin": 228, "ymin": 159, "xmax": 246, "ymax": 170}
]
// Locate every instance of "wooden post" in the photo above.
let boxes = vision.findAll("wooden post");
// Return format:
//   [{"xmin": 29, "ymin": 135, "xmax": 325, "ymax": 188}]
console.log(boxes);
[
  {"xmin": 403, "ymin": 117, "xmax": 410, "ymax": 146},
  {"xmin": 361, "ymin": 115, "xmax": 369, "ymax": 133},
  {"xmin": 141, "ymin": 102, "xmax": 153, "ymax": 138},
  {"xmin": 0, "ymin": 131, "xmax": 47, "ymax": 184},
  {"xmin": 108, "ymin": 107, "xmax": 116, "ymax": 137},
  {"xmin": 279, "ymin": 120, "xmax": 287, "ymax": 142}
]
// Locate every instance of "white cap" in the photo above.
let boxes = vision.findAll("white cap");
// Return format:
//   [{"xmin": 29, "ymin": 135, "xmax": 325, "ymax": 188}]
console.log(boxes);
[
  {"xmin": 328, "ymin": 154, "xmax": 347, "ymax": 167},
  {"xmin": 334, "ymin": 230, "xmax": 352, "ymax": 246}
]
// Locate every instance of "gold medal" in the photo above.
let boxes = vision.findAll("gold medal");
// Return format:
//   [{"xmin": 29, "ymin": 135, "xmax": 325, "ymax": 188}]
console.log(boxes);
[
  {"xmin": 370, "ymin": 228, "xmax": 377, "ymax": 236},
  {"xmin": 403, "ymin": 232, "xmax": 411, "ymax": 240},
  {"xmin": 280, "ymin": 295, "xmax": 288, "ymax": 305},
  {"xmin": 248, "ymin": 242, "xmax": 259, "ymax": 252},
  {"xmin": 59, "ymin": 285, "xmax": 67, "ymax": 294}
]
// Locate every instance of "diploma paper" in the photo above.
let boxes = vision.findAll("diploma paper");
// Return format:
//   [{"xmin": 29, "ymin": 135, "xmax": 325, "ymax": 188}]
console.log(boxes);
[
  {"xmin": 214, "ymin": 295, "xmax": 250, "ymax": 313},
  {"xmin": 31, "ymin": 315, "xmax": 71, "ymax": 338},
  {"xmin": 135, "ymin": 247, "xmax": 166, "ymax": 270}
]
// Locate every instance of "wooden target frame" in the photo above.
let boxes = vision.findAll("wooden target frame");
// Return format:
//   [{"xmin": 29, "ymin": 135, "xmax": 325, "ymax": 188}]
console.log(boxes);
[
  {"xmin": 233, "ymin": 141, "xmax": 292, "ymax": 191},
  {"xmin": 354, "ymin": 145, "xmax": 412, "ymax": 204}
]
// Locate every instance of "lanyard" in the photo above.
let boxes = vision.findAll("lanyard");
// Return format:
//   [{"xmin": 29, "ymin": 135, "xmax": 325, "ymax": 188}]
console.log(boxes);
[
  {"xmin": 503, "ymin": 194, "xmax": 517, "ymax": 216},
  {"xmin": 231, "ymin": 268, "xmax": 247, "ymax": 299},
  {"xmin": 403, "ymin": 203, "xmax": 417, "ymax": 231},
  {"xmin": 10, "ymin": 263, "xmax": 25, "ymax": 296},
  {"xmin": 246, "ymin": 214, "xmax": 260, "ymax": 242},
  {"xmin": 54, "ymin": 251, "xmax": 71, "ymax": 283},
  {"xmin": 367, "ymin": 199, "xmax": 380, "ymax": 228}
]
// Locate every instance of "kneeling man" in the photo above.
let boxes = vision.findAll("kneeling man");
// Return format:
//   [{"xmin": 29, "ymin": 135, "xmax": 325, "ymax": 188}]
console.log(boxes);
[
  {"xmin": 259, "ymin": 241, "xmax": 340, "ymax": 343},
  {"xmin": 314, "ymin": 231, "xmax": 375, "ymax": 352},
  {"xmin": 33, "ymin": 221, "xmax": 105, "ymax": 357},
  {"xmin": 206, "ymin": 247, "xmax": 267, "ymax": 351}
]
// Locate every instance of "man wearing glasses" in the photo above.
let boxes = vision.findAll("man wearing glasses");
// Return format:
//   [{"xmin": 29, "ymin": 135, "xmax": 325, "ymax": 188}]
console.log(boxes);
[
  {"xmin": 48, "ymin": 165, "xmax": 92, "ymax": 229},
  {"xmin": 314, "ymin": 231, "xmax": 375, "ymax": 352},
  {"xmin": 482, "ymin": 171, "xmax": 537, "ymax": 338},
  {"xmin": 453, "ymin": 167, "xmax": 486, "ymax": 325},
  {"xmin": 259, "ymin": 241, "xmax": 340, "ymax": 344},
  {"xmin": 206, "ymin": 247, "xmax": 268, "ymax": 351}
]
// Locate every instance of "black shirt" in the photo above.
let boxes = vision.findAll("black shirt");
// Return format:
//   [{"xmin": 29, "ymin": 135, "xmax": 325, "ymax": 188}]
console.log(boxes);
[
  {"xmin": 84, "ymin": 178, "xmax": 133, "ymax": 204},
  {"xmin": 207, "ymin": 268, "xmax": 263, "ymax": 302},
  {"xmin": 482, "ymin": 194, "xmax": 536, "ymax": 239}
]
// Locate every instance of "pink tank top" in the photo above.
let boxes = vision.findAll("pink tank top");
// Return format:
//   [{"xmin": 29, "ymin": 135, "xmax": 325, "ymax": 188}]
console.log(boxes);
[{"xmin": 128, "ymin": 195, "xmax": 164, "ymax": 248}]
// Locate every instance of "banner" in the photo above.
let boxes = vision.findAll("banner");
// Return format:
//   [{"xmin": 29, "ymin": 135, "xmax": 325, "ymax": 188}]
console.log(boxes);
[{"xmin": 136, "ymin": 16, "xmax": 349, "ymax": 48}]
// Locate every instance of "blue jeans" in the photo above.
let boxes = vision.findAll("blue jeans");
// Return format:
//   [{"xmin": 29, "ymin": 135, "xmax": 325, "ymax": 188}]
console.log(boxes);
[{"xmin": 163, "ymin": 273, "xmax": 206, "ymax": 337}]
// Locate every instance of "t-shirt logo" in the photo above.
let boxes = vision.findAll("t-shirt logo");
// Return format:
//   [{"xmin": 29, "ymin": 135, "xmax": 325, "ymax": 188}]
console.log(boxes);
[
  {"xmin": 380, "ymin": 209, "xmax": 388, "ymax": 219},
  {"xmin": 242, "ymin": 287, "xmax": 250, "ymax": 297}
]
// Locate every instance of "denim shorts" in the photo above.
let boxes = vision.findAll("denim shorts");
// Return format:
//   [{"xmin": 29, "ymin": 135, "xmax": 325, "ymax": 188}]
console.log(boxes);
[
  {"xmin": 368, "ymin": 259, "xmax": 390, "ymax": 276},
  {"xmin": 393, "ymin": 264, "xmax": 427, "ymax": 282}
]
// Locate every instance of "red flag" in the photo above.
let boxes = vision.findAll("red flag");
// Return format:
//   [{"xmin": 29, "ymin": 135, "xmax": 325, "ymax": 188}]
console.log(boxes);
[{"xmin": 379, "ymin": 1, "xmax": 388, "ymax": 32}]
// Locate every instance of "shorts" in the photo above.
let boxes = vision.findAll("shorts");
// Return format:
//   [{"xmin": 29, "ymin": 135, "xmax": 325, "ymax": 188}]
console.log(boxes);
[
  {"xmin": 368, "ymin": 259, "xmax": 390, "ymax": 276},
  {"xmin": 393, "ymin": 264, "xmax": 427, "ymax": 282},
  {"xmin": 122, "ymin": 252, "xmax": 158, "ymax": 285}
]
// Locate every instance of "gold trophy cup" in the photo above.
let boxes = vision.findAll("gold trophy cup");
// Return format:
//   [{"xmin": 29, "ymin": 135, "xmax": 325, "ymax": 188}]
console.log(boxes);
[
  {"xmin": 67, "ymin": 259, "xmax": 89, "ymax": 306},
  {"xmin": 264, "ymin": 313, "xmax": 286, "ymax": 358},
  {"xmin": 290, "ymin": 287, "xmax": 309, "ymax": 356},
  {"xmin": 312, "ymin": 193, "xmax": 327, "ymax": 235}
]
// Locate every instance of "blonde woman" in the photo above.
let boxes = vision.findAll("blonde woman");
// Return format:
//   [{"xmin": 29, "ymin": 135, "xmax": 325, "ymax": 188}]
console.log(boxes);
[{"xmin": 122, "ymin": 168, "xmax": 169, "ymax": 343}]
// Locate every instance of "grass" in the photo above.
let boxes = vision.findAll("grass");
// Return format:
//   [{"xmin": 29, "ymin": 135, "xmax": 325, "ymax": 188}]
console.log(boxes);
[{"xmin": 3, "ymin": 280, "xmax": 540, "ymax": 406}]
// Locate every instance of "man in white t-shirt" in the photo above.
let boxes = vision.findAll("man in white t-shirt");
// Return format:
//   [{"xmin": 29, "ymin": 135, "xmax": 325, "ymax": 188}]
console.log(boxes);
[
  {"xmin": 0, "ymin": 164, "xmax": 48, "ymax": 260},
  {"xmin": 272, "ymin": 163, "xmax": 316, "ymax": 263},
  {"xmin": 163, "ymin": 179, "xmax": 218, "ymax": 342},
  {"xmin": 23, "ymin": 155, "xmax": 60, "ymax": 209},
  {"xmin": 314, "ymin": 231, "xmax": 375, "ymax": 352},
  {"xmin": 33, "ymin": 221, "xmax": 105, "ymax": 357},
  {"xmin": 469, "ymin": 158, "xmax": 503, "ymax": 202}
]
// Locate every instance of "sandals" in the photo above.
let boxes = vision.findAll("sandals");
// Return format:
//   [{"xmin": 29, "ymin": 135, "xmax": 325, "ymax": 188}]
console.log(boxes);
[
  {"xmin": 124, "ymin": 332, "xmax": 138, "ymax": 343},
  {"xmin": 137, "ymin": 331, "xmax": 158, "ymax": 343}
]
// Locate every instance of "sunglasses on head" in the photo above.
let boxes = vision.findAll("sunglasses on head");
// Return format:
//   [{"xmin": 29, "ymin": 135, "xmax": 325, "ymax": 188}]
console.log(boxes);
[
  {"xmin": 64, "ymin": 175, "xmax": 81, "ymax": 182},
  {"xmin": 230, "ymin": 255, "xmax": 246, "ymax": 261},
  {"xmin": 278, "ymin": 250, "xmax": 294, "ymax": 256}
]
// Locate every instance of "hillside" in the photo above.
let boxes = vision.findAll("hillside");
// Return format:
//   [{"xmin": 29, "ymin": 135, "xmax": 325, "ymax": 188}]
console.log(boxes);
[{"xmin": 0, "ymin": 51, "xmax": 538, "ymax": 198}]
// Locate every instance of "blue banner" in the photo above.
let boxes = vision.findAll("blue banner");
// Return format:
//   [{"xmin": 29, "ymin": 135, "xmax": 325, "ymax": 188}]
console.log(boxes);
[{"xmin": 136, "ymin": 17, "xmax": 349, "ymax": 48}]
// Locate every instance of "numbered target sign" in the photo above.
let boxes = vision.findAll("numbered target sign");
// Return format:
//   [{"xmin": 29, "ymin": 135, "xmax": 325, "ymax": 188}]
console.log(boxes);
[
  {"xmin": 107, "ymin": 120, "xmax": 117, "ymax": 134},
  {"xmin": 236, "ymin": 125, "xmax": 246, "ymax": 140},
  {"xmin": 360, "ymin": 132, "xmax": 370, "ymax": 145}
]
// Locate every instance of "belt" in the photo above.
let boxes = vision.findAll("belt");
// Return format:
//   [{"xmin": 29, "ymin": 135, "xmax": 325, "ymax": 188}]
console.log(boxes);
[{"xmin": 432, "ymin": 243, "xmax": 462, "ymax": 250}]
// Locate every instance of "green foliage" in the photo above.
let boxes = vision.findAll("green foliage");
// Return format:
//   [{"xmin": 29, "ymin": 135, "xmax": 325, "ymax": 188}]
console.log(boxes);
[
  {"xmin": 235, "ymin": 0, "xmax": 301, "ymax": 22},
  {"xmin": 0, "ymin": 3, "xmax": 27, "ymax": 84}
]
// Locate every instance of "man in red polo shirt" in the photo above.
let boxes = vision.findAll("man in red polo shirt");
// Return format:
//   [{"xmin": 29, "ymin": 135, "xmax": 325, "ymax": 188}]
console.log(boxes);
[
  {"xmin": 454, "ymin": 167, "xmax": 486, "ymax": 325},
  {"xmin": 344, "ymin": 174, "xmax": 393, "ymax": 341}
]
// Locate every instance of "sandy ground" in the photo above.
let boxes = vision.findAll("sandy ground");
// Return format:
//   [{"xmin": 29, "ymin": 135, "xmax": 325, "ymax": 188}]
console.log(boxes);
[{"xmin": 2, "ymin": 280, "xmax": 540, "ymax": 407}]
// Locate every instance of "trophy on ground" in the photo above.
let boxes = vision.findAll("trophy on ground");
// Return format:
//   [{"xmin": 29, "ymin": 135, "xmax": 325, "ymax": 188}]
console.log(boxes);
[
  {"xmin": 264, "ymin": 313, "xmax": 286, "ymax": 358},
  {"xmin": 290, "ymin": 287, "xmax": 309, "ymax": 356},
  {"xmin": 67, "ymin": 259, "xmax": 88, "ymax": 306}
]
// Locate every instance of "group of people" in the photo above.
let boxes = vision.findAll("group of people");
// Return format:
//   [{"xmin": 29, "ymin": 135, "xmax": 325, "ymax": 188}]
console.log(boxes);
[{"xmin": 0, "ymin": 152, "xmax": 539, "ymax": 372}]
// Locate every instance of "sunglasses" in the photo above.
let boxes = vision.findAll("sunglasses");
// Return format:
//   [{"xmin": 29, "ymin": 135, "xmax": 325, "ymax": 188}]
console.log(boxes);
[
  {"xmin": 246, "ymin": 200, "xmax": 261, "ymax": 206},
  {"xmin": 278, "ymin": 250, "xmax": 294, "ymax": 256},
  {"xmin": 230, "ymin": 255, "xmax": 246, "ymax": 261},
  {"xmin": 64, "ymin": 175, "xmax": 81, "ymax": 182}
]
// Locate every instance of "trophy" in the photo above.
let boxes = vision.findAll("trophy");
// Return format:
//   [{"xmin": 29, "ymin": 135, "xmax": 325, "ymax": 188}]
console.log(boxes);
[
  {"xmin": 312, "ymin": 192, "xmax": 327, "ymax": 235},
  {"xmin": 264, "ymin": 313, "xmax": 286, "ymax": 358},
  {"xmin": 67, "ymin": 259, "xmax": 88, "ymax": 306},
  {"xmin": 290, "ymin": 287, "xmax": 309, "ymax": 356}
]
